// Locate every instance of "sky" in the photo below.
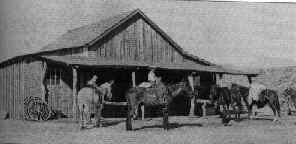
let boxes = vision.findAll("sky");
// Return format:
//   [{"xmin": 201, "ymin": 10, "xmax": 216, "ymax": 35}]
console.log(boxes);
[{"xmin": 0, "ymin": 0, "xmax": 296, "ymax": 68}]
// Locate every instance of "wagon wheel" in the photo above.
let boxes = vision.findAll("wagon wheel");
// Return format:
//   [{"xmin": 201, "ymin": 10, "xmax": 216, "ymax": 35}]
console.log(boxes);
[
  {"xmin": 24, "ymin": 97, "xmax": 51, "ymax": 121},
  {"xmin": 39, "ymin": 102, "xmax": 51, "ymax": 120}
]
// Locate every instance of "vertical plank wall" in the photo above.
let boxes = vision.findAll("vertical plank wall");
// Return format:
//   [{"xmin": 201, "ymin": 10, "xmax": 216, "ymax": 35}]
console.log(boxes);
[
  {"xmin": 83, "ymin": 17, "xmax": 193, "ymax": 66},
  {"xmin": 46, "ymin": 65, "xmax": 73, "ymax": 117},
  {"xmin": 0, "ymin": 58, "xmax": 45, "ymax": 119},
  {"xmin": 0, "ymin": 60, "xmax": 23, "ymax": 119}
]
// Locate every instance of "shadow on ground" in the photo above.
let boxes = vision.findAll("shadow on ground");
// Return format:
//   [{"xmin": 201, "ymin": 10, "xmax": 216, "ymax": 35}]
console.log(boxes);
[
  {"xmin": 133, "ymin": 122, "xmax": 203, "ymax": 131},
  {"xmin": 101, "ymin": 119, "xmax": 125, "ymax": 127}
]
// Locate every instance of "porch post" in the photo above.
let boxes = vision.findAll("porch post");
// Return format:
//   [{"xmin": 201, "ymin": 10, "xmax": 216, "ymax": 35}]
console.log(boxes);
[
  {"xmin": 188, "ymin": 72, "xmax": 197, "ymax": 116},
  {"xmin": 72, "ymin": 65, "xmax": 78, "ymax": 121},
  {"xmin": 132, "ymin": 71, "xmax": 136, "ymax": 87},
  {"xmin": 217, "ymin": 73, "xmax": 224, "ymax": 113},
  {"xmin": 41, "ymin": 61, "xmax": 47, "ymax": 102},
  {"xmin": 216, "ymin": 73, "xmax": 224, "ymax": 86},
  {"xmin": 247, "ymin": 76, "xmax": 252, "ymax": 84},
  {"xmin": 133, "ymin": 71, "xmax": 144, "ymax": 120}
]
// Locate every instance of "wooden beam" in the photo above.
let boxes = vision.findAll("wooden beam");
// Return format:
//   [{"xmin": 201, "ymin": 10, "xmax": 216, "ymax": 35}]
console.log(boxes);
[
  {"xmin": 104, "ymin": 101, "xmax": 127, "ymax": 106},
  {"xmin": 72, "ymin": 66, "xmax": 78, "ymax": 121}
]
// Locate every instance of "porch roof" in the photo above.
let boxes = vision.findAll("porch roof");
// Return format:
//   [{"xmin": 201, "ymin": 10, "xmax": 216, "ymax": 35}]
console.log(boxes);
[{"xmin": 41, "ymin": 55, "xmax": 257, "ymax": 76}]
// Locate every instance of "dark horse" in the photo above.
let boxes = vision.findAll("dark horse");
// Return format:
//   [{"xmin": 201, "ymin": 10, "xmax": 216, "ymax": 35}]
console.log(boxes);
[
  {"xmin": 282, "ymin": 87, "xmax": 296, "ymax": 115},
  {"xmin": 230, "ymin": 83, "xmax": 250, "ymax": 119},
  {"xmin": 209, "ymin": 85, "xmax": 233, "ymax": 120},
  {"xmin": 125, "ymin": 79, "xmax": 193, "ymax": 130},
  {"xmin": 232, "ymin": 83, "xmax": 281, "ymax": 121}
]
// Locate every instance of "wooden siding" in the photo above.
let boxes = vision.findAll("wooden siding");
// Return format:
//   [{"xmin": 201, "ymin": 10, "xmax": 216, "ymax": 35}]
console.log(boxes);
[
  {"xmin": 45, "ymin": 65, "xmax": 73, "ymax": 117},
  {"xmin": 0, "ymin": 57, "xmax": 75, "ymax": 119},
  {"xmin": 43, "ymin": 17, "xmax": 197, "ymax": 67},
  {"xmin": 0, "ymin": 58, "xmax": 50, "ymax": 119},
  {"xmin": 88, "ymin": 18, "xmax": 196, "ymax": 65},
  {"xmin": 0, "ymin": 60, "xmax": 25, "ymax": 119}
]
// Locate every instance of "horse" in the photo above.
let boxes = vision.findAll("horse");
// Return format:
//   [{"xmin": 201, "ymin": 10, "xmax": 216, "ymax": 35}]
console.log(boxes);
[
  {"xmin": 209, "ymin": 85, "xmax": 232, "ymax": 118},
  {"xmin": 77, "ymin": 81, "xmax": 113, "ymax": 128},
  {"xmin": 252, "ymin": 89, "xmax": 281, "ymax": 121},
  {"xmin": 230, "ymin": 83, "xmax": 250, "ymax": 119},
  {"xmin": 234, "ymin": 83, "xmax": 281, "ymax": 121},
  {"xmin": 282, "ymin": 87, "xmax": 296, "ymax": 115},
  {"xmin": 125, "ymin": 79, "xmax": 193, "ymax": 130}
]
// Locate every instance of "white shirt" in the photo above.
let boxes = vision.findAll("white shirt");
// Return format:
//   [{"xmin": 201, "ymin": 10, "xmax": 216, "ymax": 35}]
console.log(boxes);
[{"xmin": 148, "ymin": 70, "xmax": 156, "ymax": 82}]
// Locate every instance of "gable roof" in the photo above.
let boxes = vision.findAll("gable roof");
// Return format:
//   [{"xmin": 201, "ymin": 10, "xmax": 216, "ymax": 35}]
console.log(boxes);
[
  {"xmin": 0, "ymin": 8, "xmax": 257, "ymax": 76},
  {"xmin": 41, "ymin": 9, "xmax": 213, "ymax": 65}
]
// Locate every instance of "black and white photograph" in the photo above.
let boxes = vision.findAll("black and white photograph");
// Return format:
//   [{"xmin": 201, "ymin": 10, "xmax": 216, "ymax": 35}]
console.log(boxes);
[{"xmin": 0, "ymin": 0, "xmax": 295, "ymax": 144}]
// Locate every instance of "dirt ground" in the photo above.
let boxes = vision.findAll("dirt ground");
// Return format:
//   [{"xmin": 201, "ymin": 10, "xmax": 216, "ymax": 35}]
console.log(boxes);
[{"xmin": 1, "ymin": 111, "xmax": 296, "ymax": 144}]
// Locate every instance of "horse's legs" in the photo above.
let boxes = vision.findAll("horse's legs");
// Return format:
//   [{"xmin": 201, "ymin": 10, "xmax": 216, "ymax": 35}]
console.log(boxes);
[
  {"xmin": 79, "ymin": 104, "xmax": 87, "ymax": 129},
  {"xmin": 219, "ymin": 105, "xmax": 224, "ymax": 117},
  {"xmin": 287, "ymin": 99, "xmax": 292, "ymax": 115},
  {"xmin": 162, "ymin": 104, "xmax": 169, "ymax": 130},
  {"xmin": 80, "ymin": 109, "xmax": 84, "ymax": 128},
  {"xmin": 141, "ymin": 105, "xmax": 145, "ymax": 120},
  {"xmin": 248, "ymin": 102, "xmax": 253, "ymax": 119},
  {"xmin": 126, "ymin": 104, "xmax": 133, "ymax": 131},
  {"xmin": 268, "ymin": 102, "xmax": 278, "ymax": 122},
  {"xmin": 95, "ymin": 104, "xmax": 103, "ymax": 127},
  {"xmin": 232, "ymin": 105, "xmax": 238, "ymax": 120},
  {"xmin": 133, "ymin": 105, "xmax": 138, "ymax": 120},
  {"xmin": 225, "ymin": 104, "xmax": 231, "ymax": 119},
  {"xmin": 253, "ymin": 104, "xmax": 258, "ymax": 116}
]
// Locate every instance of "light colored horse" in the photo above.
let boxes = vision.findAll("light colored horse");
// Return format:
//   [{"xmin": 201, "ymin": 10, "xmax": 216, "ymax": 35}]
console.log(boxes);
[
  {"xmin": 77, "ymin": 81, "xmax": 113, "ymax": 128},
  {"xmin": 248, "ymin": 83, "xmax": 281, "ymax": 121}
]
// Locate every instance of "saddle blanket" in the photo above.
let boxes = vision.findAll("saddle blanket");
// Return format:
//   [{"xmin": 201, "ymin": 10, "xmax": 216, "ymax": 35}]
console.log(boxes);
[{"xmin": 138, "ymin": 82, "xmax": 152, "ymax": 88}]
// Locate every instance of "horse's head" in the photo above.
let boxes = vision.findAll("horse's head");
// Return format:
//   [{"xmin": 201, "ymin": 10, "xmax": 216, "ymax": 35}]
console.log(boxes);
[
  {"xmin": 166, "ymin": 81, "xmax": 192, "ymax": 100},
  {"xmin": 177, "ymin": 80, "xmax": 195, "ymax": 97},
  {"xmin": 102, "ymin": 80, "xmax": 114, "ymax": 101},
  {"xmin": 283, "ymin": 87, "xmax": 292, "ymax": 97}
]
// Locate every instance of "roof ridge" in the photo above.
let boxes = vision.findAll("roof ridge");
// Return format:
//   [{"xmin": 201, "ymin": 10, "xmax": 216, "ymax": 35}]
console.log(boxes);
[
  {"xmin": 41, "ymin": 9, "xmax": 139, "ymax": 52},
  {"xmin": 67, "ymin": 9, "xmax": 138, "ymax": 34}
]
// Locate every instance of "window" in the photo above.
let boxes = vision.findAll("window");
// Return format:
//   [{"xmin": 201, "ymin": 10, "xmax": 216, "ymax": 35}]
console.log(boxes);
[
  {"xmin": 45, "ymin": 68, "xmax": 62, "ymax": 86},
  {"xmin": 82, "ymin": 46, "xmax": 88, "ymax": 57}
]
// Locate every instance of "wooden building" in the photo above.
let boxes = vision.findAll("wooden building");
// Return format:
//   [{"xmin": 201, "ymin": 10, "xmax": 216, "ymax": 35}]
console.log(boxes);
[{"xmin": 0, "ymin": 9, "xmax": 256, "ymax": 120}]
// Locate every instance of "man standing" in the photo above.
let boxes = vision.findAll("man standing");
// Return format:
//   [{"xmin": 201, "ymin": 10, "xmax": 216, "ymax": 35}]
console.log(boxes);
[
  {"xmin": 148, "ymin": 68, "xmax": 157, "ymax": 84},
  {"xmin": 87, "ymin": 75, "xmax": 99, "ymax": 89},
  {"xmin": 138, "ymin": 68, "xmax": 158, "ymax": 88}
]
